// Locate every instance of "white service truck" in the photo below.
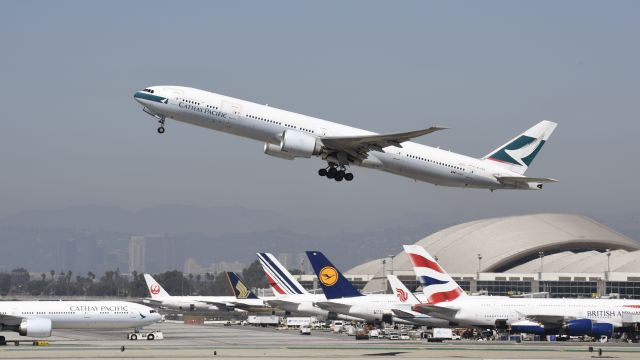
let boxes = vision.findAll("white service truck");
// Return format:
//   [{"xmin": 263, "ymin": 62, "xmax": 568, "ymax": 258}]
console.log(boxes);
[
  {"xmin": 127, "ymin": 331, "xmax": 164, "ymax": 340},
  {"xmin": 246, "ymin": 315, "xmax": 280, "ymax": 326}
]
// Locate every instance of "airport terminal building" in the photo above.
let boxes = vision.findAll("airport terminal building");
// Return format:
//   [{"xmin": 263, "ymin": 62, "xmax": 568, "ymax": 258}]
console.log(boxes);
[{"xmin": 294, "ymin": 214, "xmax": 640, "ymax": 299}]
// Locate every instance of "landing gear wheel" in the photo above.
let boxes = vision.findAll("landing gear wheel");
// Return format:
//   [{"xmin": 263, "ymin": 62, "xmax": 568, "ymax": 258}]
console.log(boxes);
[
  {"xmin": 338, "ymin": 170, "xmax": 346, "ymax": 178},
  {"xmin": 345, "ymin": 173, "xmax": 354, "ymax": 181},
  {"xmin": 157, "ymin": 126, "xmax": 165, "ymax": 134},
  {"xmin": 326, "ymin": 171, "xmax": 335, "ymax": 179},
  {"xmin": 334, "ymin": 174, "xmax": 344, "ymax": 182},
  {"xmin": 327, "ymin": 167, "xmax": 338, "ymax": 179},
  {"xmin": 318, "ymin": 168, "xmax": 327, "ymax": 177}
]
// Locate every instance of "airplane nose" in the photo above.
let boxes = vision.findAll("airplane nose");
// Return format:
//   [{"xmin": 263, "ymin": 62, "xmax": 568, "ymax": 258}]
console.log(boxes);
[{"xmin": 133, "ymin": 91, "xmax": 145, "ymax": 104}]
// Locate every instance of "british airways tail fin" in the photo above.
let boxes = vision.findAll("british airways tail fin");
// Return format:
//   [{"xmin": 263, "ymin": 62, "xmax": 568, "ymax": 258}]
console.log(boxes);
[
  {"xmin": 143, "ymin": 274, "xmax": 172, "ymax": 298},
  {"xmin": 257, "ymin": 252, "xmax": 309, "ymax": 296},
  {"xmin": 482, "ymin": 120, "xmax": 557, "ymax": 175},
  {"xmin": 402, "ymin": 245, "xmax": 466, "ymax": 304},
  {"xmin": 226, "ymin": 272, "xmax": 259, "ymax": 299},
  {"xmin": 306, "ymin": 251, "xmax": 362, "ymax": 299}
]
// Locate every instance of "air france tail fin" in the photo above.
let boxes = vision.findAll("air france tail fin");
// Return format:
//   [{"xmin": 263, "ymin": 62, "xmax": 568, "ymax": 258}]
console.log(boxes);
[
  {"xmin": 482, "ymin": 120, "xmax": 557, "ymax": 175},
  {"xmin": 402, "ymin": 245, "xmax": 466, "ymax": 304},
  {"xmin": 387, "ymin": 275, "xmax": 420, "ymax": 306},
  {"xmin": 257, "ymin": 252, "xmax": 309, "ymax": 296},
  {"xmin": 226, "ymin": 272, "xmax": 259, "ymax": 299},
  {"xmin": 143, "ymin": 274, "xmax": 172, "ymax": 299},
  {"xmin": 306, "ymin": 251, "xmax": 362, "ymax": 299}
]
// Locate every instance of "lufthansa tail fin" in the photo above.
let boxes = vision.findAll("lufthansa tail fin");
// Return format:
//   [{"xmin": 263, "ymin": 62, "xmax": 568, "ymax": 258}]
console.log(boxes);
[
  {"xmin": 257, "ymin": 252, "xmax": 309, "ymax": 296},
  {"xmin": 482, "ymin": 120, "xmax": 557, "ymax": 175},
  {"xmin": 306, "ymin": 251, "xmax": 362, "ymax": 299},
  {"xmin": 226, "ymin": 272, "xmax": 259, "ymax": 299},
  {"xmin": 143, "ymin": 274, "xmax": 172, "ymax": 299},
  {"xmin": 402, "ymin": 245, "xmax": 466, "ymax": 304}
]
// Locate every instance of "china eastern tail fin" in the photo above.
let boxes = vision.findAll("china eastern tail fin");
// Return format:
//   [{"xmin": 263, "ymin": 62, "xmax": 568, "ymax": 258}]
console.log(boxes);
[
  {"xmin": 403, "ymin": 245, "xmax": 466, "ymax": 304},
  {"xmin": 226, "ymin": 272, "xmax": 259, "ymax": 299},
  {"xmin": 257, "ymin": 252, "xmax": 309, "ymax": 296},
  {"xmin": 306, "ymin": 251, "xmax": 362, "ymax": 299},
  {"xmin": 143, "ymin": 274, "xmax": 172, "ymax": 299},
  {"xmin": 482, "ymin": 120, "xmax": 557, "ymax": 175}
]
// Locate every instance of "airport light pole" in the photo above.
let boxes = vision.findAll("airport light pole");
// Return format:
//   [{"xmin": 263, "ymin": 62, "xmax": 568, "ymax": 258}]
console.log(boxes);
[
  {"xmin": 477, "ymin": 254, "xmax": 482, "ymax": 278},
  {"xmin": 538, "ymin": 251, "xmax": 544, "ymax": 280},
  {"xmin": 388, "ymin": 255, "xmax": 394, "ymax": 275},
  {"xmin": 606, "ymin": 249, "xmax": 611, "ymax": 281},
  {"xmin": 382, "ymin": 259, "xmax": 387, "ymax": 276}
]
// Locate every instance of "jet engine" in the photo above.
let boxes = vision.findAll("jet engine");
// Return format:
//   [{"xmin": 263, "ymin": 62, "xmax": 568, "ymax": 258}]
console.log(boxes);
[
  {"xmin": 19, "ymin": 318, "xmax": 52, "ymax": 337},
  {"xmin": 565, "ymin": 319, "xmax": 593, "ymax": 336},
  {"xmin": 510, "ymin": 320, "xmax": 546, "ymax": 335},
  {"xmin": 279, "ymin": 130, "xmax": 321, "ymax": 158},
  {"xmin": 591, "ymin": 323, "xmax": 614, "ymax": 338},
  {"xmin": 264, "ymin": 143, "xmax": 296, "ymax": 160}
]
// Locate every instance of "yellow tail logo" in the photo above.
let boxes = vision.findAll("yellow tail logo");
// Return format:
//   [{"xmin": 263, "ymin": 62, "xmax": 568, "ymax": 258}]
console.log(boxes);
[{"xmin": 235, "ymin": 281, "xmax": 250, "ymax": 299}]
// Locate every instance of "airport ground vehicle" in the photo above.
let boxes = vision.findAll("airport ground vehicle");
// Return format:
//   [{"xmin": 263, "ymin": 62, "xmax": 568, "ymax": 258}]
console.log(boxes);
[
  {"xmin": 299, "ymin": 325, "xmax": 311, "ymax": 335},
  {"xmin": 127, "ymin": 331, "xmax": 164, "ymax": 340}
]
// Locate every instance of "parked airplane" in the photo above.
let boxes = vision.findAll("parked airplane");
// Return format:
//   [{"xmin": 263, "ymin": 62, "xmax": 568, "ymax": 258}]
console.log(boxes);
[
  {"xmin": 0, "ymin": 301, "xmax": 160, "ymax": 339},
  {"xmin": 386, "ymin": 274, "xmax": 451, "ymax": 327},
  {"xmin": 257, "ymin": 252, "xmax": 363, "ymax": 321},
  {"xmin": 225, "ymin": 272, "xmax": 276, "ymax": 313},
  {"xmin": 134, "ymin": 86, "xmax": 557, "ymax": 189},
  {"xmin": 306, "ymin": 251, "xmax": 448, "ymax": 326},
  {"xmin": 404, "ymin": 245, "xmax": 640, "ymax": 338}
]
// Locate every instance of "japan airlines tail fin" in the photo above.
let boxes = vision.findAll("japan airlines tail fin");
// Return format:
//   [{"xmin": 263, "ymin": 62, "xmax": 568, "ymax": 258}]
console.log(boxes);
[
  {"xmin": 143, "ymin": 274, "xmax": 172, "ymax": 299},
  {"xmin": 403, "ymin": 245, "xmax": 466, "ymax": 304},
  {"xmin": 482, "ymin": 120, "xmax": 557, "ymax": 175},
  {"xmin": 257, "ymin": 252, "xmax": 309, "ymax": 296},
  {"xmin": 306, "ymin": 251, "xmax": 363, "ymax": 299},
  {"xmin": 226, "ymin": 272, "xmax": 259, "ymax": 300}
]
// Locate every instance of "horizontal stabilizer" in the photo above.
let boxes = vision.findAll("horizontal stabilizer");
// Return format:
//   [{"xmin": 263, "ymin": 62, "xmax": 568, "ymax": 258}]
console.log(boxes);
[{"xmin": 496, "ymin": 176, "xmax": 558, "ymax": 184}]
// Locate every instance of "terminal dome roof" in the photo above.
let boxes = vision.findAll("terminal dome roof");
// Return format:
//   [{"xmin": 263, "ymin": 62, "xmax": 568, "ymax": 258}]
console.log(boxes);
[{"xmin": 347, "ymin": 213, "xmax": 639, "ymax": 276}]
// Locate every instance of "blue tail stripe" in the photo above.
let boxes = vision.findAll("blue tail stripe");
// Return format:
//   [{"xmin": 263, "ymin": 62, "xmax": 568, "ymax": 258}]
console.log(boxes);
[
  {"xmin": 258, "ymin": 253, "xmax": 304, "ymax": 295},
  {"xmin": 305, "ymin": 251, "xmax": 362, "ymax": 299},
  {"xmin": 419, "ymin": 275, "xmax": 449, "ymax": 286},
  {"xmin": 257, "ymin": 254, "xmax": 297, "ymax": 294}
]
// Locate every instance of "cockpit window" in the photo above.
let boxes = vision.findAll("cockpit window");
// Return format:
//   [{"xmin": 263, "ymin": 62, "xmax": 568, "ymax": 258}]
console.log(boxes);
[
  {"xmin": 142, "ymin": 88, "xmax": 155, "ymax": 94},
  {"xmin": 150, "ymin": 310, "xmax": 156, "ymax": 313}
]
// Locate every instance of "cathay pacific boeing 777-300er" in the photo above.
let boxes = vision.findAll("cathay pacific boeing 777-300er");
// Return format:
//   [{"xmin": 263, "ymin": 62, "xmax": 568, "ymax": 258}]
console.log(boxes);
[{"xmin": 134, "ymin": 86, "xmax": 557, "ymax": 190}]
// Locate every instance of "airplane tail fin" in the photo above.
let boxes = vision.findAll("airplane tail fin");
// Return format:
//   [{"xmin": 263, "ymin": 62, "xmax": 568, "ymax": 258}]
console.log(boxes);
[
  {"xmin": 387, "ymin": 275, "xmax": 420, "ymax": 306},
  {"xmin": 306, "ymin": 251, "xmax": 362, "ymax": 299},
  {"xmin": 482, "ymin": 120, "xmax": 557, "ymax": 175},
  {"xmin": 226, "ymin": 272, "xmax": 259, "ymax": 299},
  {"xmin": 257, "ymin": 252, "xmax": 309, "ymax": 296},
  {"xmin": 143, "ymin": 274, "xmax": 171, "ymax": 299},
  {"xmin": 402, "ymin": 245, "xmax": 466, "ymax": 304}
]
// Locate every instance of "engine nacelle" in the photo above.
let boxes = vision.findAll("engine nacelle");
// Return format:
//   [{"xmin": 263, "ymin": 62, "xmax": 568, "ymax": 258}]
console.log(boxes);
[
  {"xmin": 19, "ymin": 318, "xmax": 52, "ymax": 337},
  {"xmin": 264, "ymin": 143, "xmax": 296, "ymax": 160},
  {"xmin": 510, "ymin": 320, "xmax": 546, "ymax": 335},
  {"xmin": 565, "ymin": 319, "xmax": 593, "ymax": 336},
  {"xmin": 591, "ymin": 323, "xmax": 614, "ymax": 338},
  {"xmin": 279, "ymin": 130, "xmax": 320, "ymax": 158}
]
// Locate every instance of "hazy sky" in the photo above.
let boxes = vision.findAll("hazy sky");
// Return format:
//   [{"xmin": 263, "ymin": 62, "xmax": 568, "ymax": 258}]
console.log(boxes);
[{"xmin": 1, "ymin": 1, "xmax": 638, "ymax": 232}]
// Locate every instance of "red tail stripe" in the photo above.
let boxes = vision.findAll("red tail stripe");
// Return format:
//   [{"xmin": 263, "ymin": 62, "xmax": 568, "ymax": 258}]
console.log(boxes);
[
  {"xmin": 427, "ymin": 288, "xmax": 463, "ymax": 304},
  {"xmin": 624, "ymin": 305, "xmax": 640, "ymax": 308},
  {"xmin": 408, "ymin": 253, "xmax": 444, "ymax": 273},
  {"xmin": 265, "ymin": 273, "xmax": 286, "ymax": 295}
]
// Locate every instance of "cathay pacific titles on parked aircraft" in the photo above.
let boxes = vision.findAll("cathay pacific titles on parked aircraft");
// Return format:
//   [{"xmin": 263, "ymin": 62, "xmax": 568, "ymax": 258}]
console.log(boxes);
[
  {"xmin": 134, "ymin": 86, "xmax": 558, "ymax": 190},
  {"xmin": 69, "ymin": 305, "xmax": 128, "ymax": 312}
]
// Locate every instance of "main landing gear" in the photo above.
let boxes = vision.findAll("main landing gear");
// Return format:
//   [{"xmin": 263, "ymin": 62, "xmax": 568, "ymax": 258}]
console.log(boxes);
[
  {"xmin": 157, "ymin": 117, "xmax": 166, "ymax": 134},
  {"xmin": 318, "ymin": 165, "xmax": 354, "ymax": 182}
]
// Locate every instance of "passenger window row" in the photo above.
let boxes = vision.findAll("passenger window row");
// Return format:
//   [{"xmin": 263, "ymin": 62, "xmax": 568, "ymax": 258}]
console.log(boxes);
[
  {"xmin": 248, "ymin": 114, "xmax": 282, "ymax": 126},
  {"xmin": 177, "ymin": 97, "xmax": 200, "ymax": 106},
  {"xmin": 406, "ymin": 154, "xmax": 464, "ymax": 171}
]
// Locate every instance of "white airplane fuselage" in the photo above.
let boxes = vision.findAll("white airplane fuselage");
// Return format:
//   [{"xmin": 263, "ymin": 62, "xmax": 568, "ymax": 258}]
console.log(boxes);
[
  {"xmin": 134, "ymin": 86, "xmax": 545, "ymax": 190},
  {"xmin": 426, "ymin": 297, "xmax": 640, "ymax": 328},
  {"xmin": 0, "ymin": 301, "xmax": 161, "ymax": 332}
]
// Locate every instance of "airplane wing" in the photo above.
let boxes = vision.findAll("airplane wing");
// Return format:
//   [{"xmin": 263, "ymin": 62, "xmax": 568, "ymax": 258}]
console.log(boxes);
[
  {"xmin": 0, "ymin": 314, "xmax": 23, "ymax": 326},
  {"xmin": 496, "ymin": 176, "xmax": 559, "ymax": 184},
  {"xmin": 391, "ymin": 308, "xmax": 419, "ymax": 319},
  {"xmin": 411, "ymin": 303, "xmax": 459, "ymax": 319},
  {"xmin": 320, "ymin": 126, "xmax": 447, "ymax": 160},
  {"xmin": 266, "ymin": 299, "xmax": 299, "ymax": 308},
  {"xmin": 313, "ymin": 301, "xmax": 352, "ymax": 314},
  {"xmin": 523, "ymin": 314, "xmax": 568, "ymax": 327}
]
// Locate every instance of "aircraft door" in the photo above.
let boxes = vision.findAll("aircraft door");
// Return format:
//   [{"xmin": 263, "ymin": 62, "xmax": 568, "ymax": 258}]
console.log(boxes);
[{"xmin": 221, "ymin": 102, "xmax": 241, "ymax": 129}]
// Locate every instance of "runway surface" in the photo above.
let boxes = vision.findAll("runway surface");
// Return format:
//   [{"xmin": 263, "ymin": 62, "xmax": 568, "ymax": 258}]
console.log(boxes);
[{"xmin": 1, "ymin": 322, "xmax": 639, "ymax": 359}]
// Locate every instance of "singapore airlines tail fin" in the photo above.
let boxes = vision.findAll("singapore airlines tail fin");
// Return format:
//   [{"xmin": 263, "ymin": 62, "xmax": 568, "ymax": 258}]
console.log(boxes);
[
  {"xmin": 226, "ymin": 272, "xmax": 259, "ymax": 299},
  {"xmin": 403, "ymin": 245, "xmax": 466, "ymax": 304},
  {"xmin": 143, "ymin": 274, "xmax": 172, "ymax": 299},
  {"xmin": 306, "ymin": 251, "xmax": 362, "ymax": 299},
  {"xmin": 257, "ymin": 252, "xmax": 309, "ymax": 296},
  {"xmin": 482, "ymin": 120, "xmax": 557, "ymax": 175}
]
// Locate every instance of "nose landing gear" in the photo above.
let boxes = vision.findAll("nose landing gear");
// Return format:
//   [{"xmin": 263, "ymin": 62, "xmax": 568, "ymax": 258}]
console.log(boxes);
[
  {"xmin": 318, "ymin": 165, "xmax": 354, "ymax": 182},
  {"xmin": 157, "ymin": 117, "xmax": 166, "ymax": 134}
]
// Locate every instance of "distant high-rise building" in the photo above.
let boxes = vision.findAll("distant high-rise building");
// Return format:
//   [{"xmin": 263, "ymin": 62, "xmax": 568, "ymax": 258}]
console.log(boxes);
[
  {"xmin": 277, "ymin": 253, "xmax": 289, "ymax": 269},
  {"xmin": 128, "ymin": 236, "xmax": 146, "ymax": 273},
  {"xmin": 295, "ymin": 253, "xmax": 312, "ymax": 274}
]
